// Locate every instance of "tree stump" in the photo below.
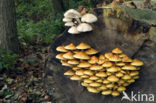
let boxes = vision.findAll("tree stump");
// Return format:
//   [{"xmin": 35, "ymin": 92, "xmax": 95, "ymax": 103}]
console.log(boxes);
[{"xmin": 44, "ymin": 6, "xmax": 156, "ymax": 103}]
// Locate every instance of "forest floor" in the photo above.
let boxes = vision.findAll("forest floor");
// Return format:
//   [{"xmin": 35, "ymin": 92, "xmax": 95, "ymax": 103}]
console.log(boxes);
[{"xmin": 0, "ymin": 44, "xmax": 52, "ymax": 103}]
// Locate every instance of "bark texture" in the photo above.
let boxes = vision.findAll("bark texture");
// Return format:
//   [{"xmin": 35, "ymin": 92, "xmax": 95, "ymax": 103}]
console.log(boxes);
[{"xmin": 0, "ymin": 0, "xmax": 20, "ymax": 53}]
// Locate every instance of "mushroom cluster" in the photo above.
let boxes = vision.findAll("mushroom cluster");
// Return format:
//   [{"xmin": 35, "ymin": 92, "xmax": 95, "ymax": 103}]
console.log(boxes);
[
  {"xmin": 56, "ymin": 43, "xmax": 144, "ymax": 96},
  {"xmin": 63, "ymin": 9, "xmax": 98, "ymax": 34}
]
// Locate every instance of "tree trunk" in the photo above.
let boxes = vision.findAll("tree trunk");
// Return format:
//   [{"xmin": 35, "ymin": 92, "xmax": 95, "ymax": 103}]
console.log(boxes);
[
  {"xmin": 0, "ymin": 0, "xmax": 20, "ymax": 53},
  {"xmin": 51, "ymin": 0, "xmax": 65, "ymax": 15}
]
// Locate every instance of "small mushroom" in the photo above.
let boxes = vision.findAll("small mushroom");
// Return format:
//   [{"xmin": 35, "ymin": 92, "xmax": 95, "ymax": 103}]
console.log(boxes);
[
  {"xmin": 84, "ymin": 70, "xmax": 94, "ymax": 76},
  {"xmin": 116, "ymin": 62, "xmax": 125, "ymax": 66},
  {"xmin": 85, "ymin": 48, "xmax": 99, "ymax": 55},
  {"xmin": 109, "ymin": 55, "xmax": 121, "ymax": 62},
  {"xmin": 63, "ymin": 17, "xmax": 72, "ymax": 22},
  {"xmin": 77, "ymin": 23, "xmax": 93, "ymax": 32},
  {"xmin": 112, "ymin": 91, "xmax": 120, "ymax": 96},
  {"xmin": 77, "ymin": 61, "xmax": 91, "ymax": 68},
  {"xmin": 75, "ymin": 69, "xmax": 85, "ymax": 76},
  {"xmin": 56, "ymin": 46, "xmax": 68, "ymax": 52},
  {"xmin": 133, "ymin": 75, "xmax": 139, "ymax": 80},
  {"xmin": 61, "ymin": 60, "xmax": 72, "ymax": 67},
  {"xmin": 112, "ymin": 48, "xmax": 123, "ymax": 54},
  {"xmin": 105, "ymin": 52, "xmax": 114, "ymax": 59},
  {"xmin": 81, "ymin": 13, "xmax": 97, "ymax": 23},
  {"xmin": 107, "ymin": 66, "xmax": 120, "ymax": 73},
  {"xmin": 89, "ymin": 82, "xmax": 101, "ymax": 87},
  {"xmin": 88, "ymin": 56, "xmax": 99, "ymax": 64},
  {"xmin": 107, "ymin": 75, "xmax": 119, "ymax": 82},
  {"xmin": 131, "ymin": 59, "xmax": 144, "ymax": 66},
  {"xmin": 122, "ymin": 74, "xmax": 131, "ymax": 80},
  {"xmin": 68, "ymin": 59, "xmax": 79, "ymax": 65},
  {"xmin": 68, "ymin": 26, "xmax": 80, "ymax": 34},
  {"xmin": 102, "ymin": 90, "xmax": 112, "ymax": 95},
  {"xmin": 56, "ymin": 53, "xmax": 65, "ymax": 60},
  {"xmin": 87, "ymin": 87, "xmax": 100, "ymax": 93},
  {"xmin": 81, "ymin": 82, "xmax": 89, "ymax": 87},
  {"xmin": 84, "ymin": 79, "xmax": 93, "ymax": 83},
  {"xmin": 72, "ymin": 66, "xmax": 80, "ymax": 71},
  {"xmin": 117, "ymin": 86, "xmax": 126, "ymax": 92},
  {"xmin": 65, "ymin": 22, "xmax": 75, "ymax": 26},
  {"xmin": 130, "ymin": 71, "xmax": 139, "ymax": 77},
  {"xmin": 64, "ymin": 70, "xmax": 75, "ymax": 76},
  {"xmin": 127, "ymin": 79, "xmax": 135, "ymax": 83},
  {"xmin": 122, "ymin": 65, "xmax": 137, "ymax": 70},
  {"xmin": 122, "ymin": 56, "xmax": 132, "ymax": 62},
  {"xmin": 103, "ymin": 79, "xmax": 110, "ymax": 84},
  {"xmin": 70, "ymin": 75, "xmax": 81, "ymax": 80},
  {"xmin": 81, "ymin": 75, "xmax": 89, "ymax": 79},
  {"xmin": 102, "ymin": 61, "xmax": 113, "ymax": 67},
  {"xmin": 64, "ymin": 9, "xmax": 81, "ymax": 18},
  {"xmin": 95, "ymin": 72, "xmax": 107, "ymax": 78},
  {"xmin": 64, "ymin": 43, "xmax": 76, "ymax": 50},
  {"xmin": 63, "ymin": 51, "xmax": 74, "ymax": 59},
  {"xmin": 99, "ymin": 85, "xmax": 107, "ymax": 90},
  {"xmin": 115, "ymin": 72, "xmax": 124, "ymax": 77},
  {"xmin": 73, "ymin": 51, "xmax": 90, "ymax": 60},
  {"xmin": 76, "ymin": 42, "xmax": 91, "ymax": 50},
  {"xmin": 106, "ymin": 83, "xmax": 114, "ymax": 89},
  {"xmin": 89, "ymin": 76, "xmax": 99, "ymax": 80},
  {"xmin": 90, "ymin": 65, "xmax": 103, "ymax": 71}
]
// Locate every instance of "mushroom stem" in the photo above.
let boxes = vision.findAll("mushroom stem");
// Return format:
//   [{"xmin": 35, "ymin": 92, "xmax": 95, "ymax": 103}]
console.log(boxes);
[{"xmin": 75, "ymin": 16, "xmax": 81, "ymax": 24}]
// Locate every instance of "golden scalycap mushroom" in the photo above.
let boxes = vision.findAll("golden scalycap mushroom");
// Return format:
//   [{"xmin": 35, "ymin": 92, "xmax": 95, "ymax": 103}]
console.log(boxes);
[
  {"xmin": 88, "ymin": 56, "xmax": 98, "ymax": 64},
  {"xmin": 118, "ymin": 79, "xmax": 125, "ymax": 84},
  {"xmin": 95, "ymin": 72, "xmax": 107, "ymax": 77},
  {"xmin": 76, "ymin": 42, "xmax": 91, "ymax": 50},
  {"xmin": 90, "ymin": 65, "xmax": 103, "ymax": 70},
  {"xmin": 122, "ymin": 74, "xmax": 131, "ymax": 80},
  {"xmin": 116, "ymin": 62, "xmax": 125, "ymax": 66},
  {"xmin": 106, "ymin": 83, "xmax": 114, "ymax": 88},
  {"xmin": 63, "ymin": 51, "xmax": 74, "ymax": 59},
  {"xmin": 112, "ymin": 91, "xmax": 120, "ymax": 96},
  {"xmin": 89, "ymin": 76, "xmax": 99, "ymax": 80},
  {"xmin": 117, "ymin": 86, "xmax": 126, "ymax": 92},
  {"xmin": 87, "ymin": 87, "xmax": 99, "ymax": 93},
  {"xmin": 107, "ymin": 75, "xmax": 119, "ymax": 82},
  {"xmin": 99, "ymin": 85, "xmax": 107, "ymax": 90},
  {"xmin": 116, "ymin": 72, "xmax": 124, "ymax": 77},
  {"xmin": 106, "ymin": 72, "xmax": 111, "ymax": 76},
  {"xmin": 68, "ymin": 59, "xmax": 79, "ymax": 65},
  {"xmin": 109, "ymin": 55, "xmax": 121, "ymax": 62},
  {"xmin": 102, "ymin": 90, "xmax": 112, "ymax": 95},
  {"xmin": 72, "ymin": 67, "xmax": 80, "ymax": 71},
  {"xmin": 123, "ymin": 82, "xmax": 130, "ymax": 87},
  {"xmin": 122, "ymin": 56, "xmax": 132, "ymax": 62},
  {"xmin": 131, "ymin": 59, "xmax": 144, "ymax": 66},
  {"xmin": 84, "ymin": 79, "xmax": 93, "ymax": 83},
  {"xmin": 119, "ymin": 53, "xmax": 127, "ymax": 58},
  {"xmin": 81, "ymin": 82, "xmax": 89, "ymax": 87},
  {"xmin": 64, "ymin": 70, "xmax": 75, "ymax": 76},
  {"xmin": 64, "ymin": 43, "xmax": 76, "ymax": 50},
  {"xmin": 128, "ymin": 79, "xmax": 135, "ymax": 83},
  {"xmin": 70, "ymin": 75, "xmax": 81, "ymax": 80},
  {"xmin": 112, "ymin": 48, "xmax": 123, "ymax": 54},
  {"xmin": 96, "ymin": 79, "xmax": 103, "ymax": 83},
  {"xmin": 61, "ymin": 60, "xmax": 72, "ymax": 67},
  {"xmin": 107, "ymin": 66, "xmax": 120, "ymax": 73},
  {"xmin": 85, "ymin": 48, "xmax": 99, "ymax": 55},
  {"xmin": 130, "ymin": 71, "xmax": 139, "ymax": 76},
  {"xmin": 99, "ymin": 55, "xmax": 105, "ymax": 60},
  {"xmin": 56, "ymin": 46, "xmax": 68, "ymax": 52},
  {"xmin": 81, "ymin": 75, "xmax": 89, "ymax": 79},
  {"xmin": 133, "ymin": 75, "xmax": 139, "ymax": 79},
  {"xmin": 102, "ymin": 61, "xmax": 113, "ymax": 67},
  {"xmin": 84, "ymin": 70, "xmax": 94, "ymax": 76},
  {"xmin": 75, "ymin": 69, "xmax": 84, "ymax": 76},
  {"xmin": 77, "ymin": 61, "xmax": 91, "ymax": 68},
  {"xmin": 89, "ymin": 82, "xmax": 101, "ymax": 87},
  {"xmin": 73, "ymin": 51, "xmax": 90, "ymax": 60},
  {"xmin": 105, "ymin": 52, "xmax": 113, "ymax": 59},
  {"xmin": 103, "ymin": 79, "xmax": 110, "ymax": 84},
  {"xmin": 122, "ymin": 65, "xmax": 137, "ymax": 70},
  {"xmin": 56, "ymin": 53, "xmax": 65, "ymax": 60}
]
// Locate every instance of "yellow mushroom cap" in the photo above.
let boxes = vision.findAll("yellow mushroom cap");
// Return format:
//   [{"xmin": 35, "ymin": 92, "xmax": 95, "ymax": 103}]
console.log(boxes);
[
  {"xmin": 99, "ymin": 85, "xmax": 107, "ymax": 90},
  {"xmin": 63, "ymin": 51, "xmax": 74, "ymax": 59},
  {"xmin": 128, "ymin": 79, "xmax": 135, "ymax": 83},
  {"xmin": 87, "ymin": 87, "xmax": 99, "ymax": 93},
  {"xmin": 64, "ymin": 43, "xmax": 76, "ymax": 50},
  {"xmin": 119, "ymin": 53, "xmax": 127, "ymax": 58},
  {"xmin": 117, "ymin": 86, "xmax": 126, "ymax": 92},
  {"xmin": 84, "ymin": 70, "xmax": 94, "ymax": 76},
  {"xmin": 70, "ymin": 75, "xmax": 81, "ymax": 80},
  {"xmin": 85, "ymin": 48, "xmax": 99, "ymax": 55},
  {"xmin": 76, "ymin": 42, "xmax": 91, "ymax": 50},
  {"xmin": 130, "ymin": 71, "xmax": 139, "ymax": 76},
  {"xmin": 68, "ymin": 59, "xmax": 79, "ymax": 65},
  {"xmin": 107, "ymin": 75, "xmax": 119, "ymax": 82},
  {"xmin": 105, "ymin": 52, "xmax": 114, "ymax": 59},
  {"xmin": 73, "ymin": 51, "xmax": 90, "ymax": 60},
  {"xmin": 116, "ymin": 62, "xmax": 125, "ymax": 66},
  {"xmin": 81, "ymin": 82, "xmax": 89, "ymax": 87},
  {"xmin": 122, "ymin": 56, "xmax": 132, "ymax": 62},
  {"xmin": 116, "ymin": 72, "xmax": 124, "ymax": 77},
  {"xmin": 56, "ymin": 53, "xmax": 65, "ymax": 60},
  {"xmin": 75, "ymin": 69, "xmax": 84, "ymax": 76},
  {"xmin": 109, "ymin": 55, "xmax": 121, "ymax": 62},
  {"xmin": 61, "ymin": 60, "xmax": 72, "ymax": 67},
  {"xmin": 96, "ymin": 79, "xmax": 103, "ymax": 83},
  {"xmin": 133, "ymin": 75, "xmax": 139, "ymax": 79},
  {"xmin": 99, "ymin": 55, "xmax": 106, "ymax": 60},
  {"xmin": 122, "ymin": 65, "xmax": 137, "ymax": 70},
  {"xmin": 102, "ymin": 61, "xmax": 113, "ymax": 67},
  {"xmin": 107, "ymin": 66, "xmax": 120, "ymax": 73},
  {"xmin": 112, "ymin": 91, "xmax": 120, "ymax": 96},
  {"xmin": 122, "ymin": 74, "xmax": 131, "ymax": 80},
  {"xmin": 131, "ymin": 59, "xmax": 144, "ymax": 66},
  {"xmin": 97, "ymin": 59, "xmax": 105, "ymax": 65},
  {"xmin": 77, "ymin": 61, "xmax": 91, "ymax": 68},
  {"xmin": 72, "ymin": 67, "xmax": 80, "ymax": 71},
  {"xmin": 64, "ymin": 70, "xmax": 75, "ymax": 76},
  {"xmin": 88, "ymin": 56, "xmax": 99, "ymax": 64},
  {"xmin": 90, "ymin": 65, "xmax": 103, "ymax": 70},
  {"xmin": 103, "ymin": 79, "xmax": 110, "ymax": 84},
  {"xmin": 89, "ymin": 76, "xmax": 99, "ymax": 80},
  {"xmin": 112, "ymin": 48, "xmax": 123, "ymax": 54},
  {"xmin": 89, "ymin": 82, "xmax": 101, "ymax": 87},
  {"xmin": 84, "ymin": 79, "xmax": 93, "ymax": 83},
  {"xmin": 56, "ymin": 46, "xmax": 68, "ymax": 52},
  {"xmin": 81, "ymin": 75, "xmax": 89, "ymax": 79},
  {"xmin": 106, "ymin": 83, "xmax": 114, "ymax": 88},
  {"xmin": 123, "ymin": 82, "xmax": 130, "ymax": 87},
  {"xmin": 106, "ymin": 72, "xmax": 112, "ymax": 76},
  {"xmin": 118, "ymin": 79, "xmax": 125, "ymax": 84},
  {"xmin": 95, "ymin": 72, "xmax": 107, "ymax": 77},
  {"xmin": 102, "ymin": 90, "xmax": 112, "ymax": 95}
]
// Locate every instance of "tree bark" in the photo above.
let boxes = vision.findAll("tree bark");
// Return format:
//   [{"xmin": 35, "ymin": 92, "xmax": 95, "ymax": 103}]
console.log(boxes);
[
  {"xmin": 0, "ymin": 0, "xmax": 20, "ymax": 53},
  {"xmin": 51, "ymin": 0, "xmax": 65, "ymax": 15}
]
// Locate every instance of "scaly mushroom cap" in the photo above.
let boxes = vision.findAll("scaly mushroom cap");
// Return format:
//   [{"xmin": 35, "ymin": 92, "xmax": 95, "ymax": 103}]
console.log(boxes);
[
  {"xmin": 95, "ymin": 72, "xmax": 107, "ymax": 77},
  {"xmin": 75, "ymin": 69, "xmax": 85, "ymax": 76},
  {"xmin": 76, "ymin": 42, "xmax": 91, "ymax": 50},
  {"xmin": 84, "ymin": 79, "xmax": 93, "ymax": 83},
  {"xmin": 88, "ymin": 56, "xmax": 99, "ymax": 64},
  {"xmin": 112, "ymin": 48, "xmax": 123, "ymax": 54},
  {"xmin": 64, "ymin": 9, "xmax": 81, "ymax": 18},
  {"xmin": 89, "ymin": 82, "xmax": 101, "ymax": 87},
  {"xmin": 133, "ymin": 75, "xmax": 139, "ymax": 79},
  {"xmin": 107, "ymin": 75, "xmax": 119, "ymax": 82},
  {"xmin": 105, "ymin": 52, "xmax": 114, "ymax": 59},
  {"xmin": 130, "ymin": 71, "xmax": 139, "ymax": 76},
  {"xmin": 122, "ymin": 65, "xmax": 137, "ymax": 70},
  {"xmin": 90, "ymin": 65, "xmax": 103, "ymax": 70},
  {"xmin": 70, "ymin": 75, "xmax": 81, "ymax": 80},
  {"xmin": 102, "ymin": 61, "xmax": 113, "ymax": 67},
  {"xmin": 73, "ymin": 51, "xmax": 90, "ymax": 60},
  {"xmin": 123, "ymin": 82, "xmax": 130, "ymax": 87},
  {"xmin": 64, "ymin": 43, "xmax": 76, "ymax": 50},
  {"xmin": 81, "ymin": 75, "xmax": 89, "ymax": 79},
  {"xmin": 131, "ymin": 59, "xmax": 144, "ymax": 66},
  {"xmin": 61, "ymin": 60, "xmax": 72, "ymax": 67},
  {"xmin": 81, "ymin": 82, "xmax": 89, "ymax": 87},
  {"xmin": 63, "ymin": 51, "xmax": 74, "ymax": 59},
  {"xmin": 116, "ymin": 62, "xmax": 125, "ymax": 66},
  {"xmin": 117, "ymin": 86, "xmax": 126, "ymax": 92},
  {"xmin": 85, "ymin": 48, "xmax": 99, "ymax": 55},
  {"xmin": 68, "ymin": 26, "xmax": 80, "ymax": 34},
  {"xmin": 56, "ymin": 53, "xmax": 65, "ymax": 60},
  {"xmin": 99, "ymin": 85, "xmax": 107, "ymax": 90},
  {"xmin": 56, "ymin": 46, "xmax": 68, "ymax": 52},
  {"xmin": 127, "ymin": 79, "xmax": 135, "ymax": 83},
  {"xmin": 115, "ymin": 72, "xmax": 124, "ymax": 77},
  {"xmin": 96, "ymin": 79, "xmax": 103, "ymax": 83},
  {"xmin": 112, "ymin": 91, "xmax": 120, "ymax": 96},
  {"xmin": 65, "ymin": 22, "xmax": 75, "ymax": 27},
  {"xmin": 122, "ymin": 56, "xmax": 132, "ymax": 62},
  {"xmin": 106, "ymin": 83, "xmax": 114, "ymax": 88},
  {"xmin": 68, "ymin": 59, "xmax": 79, "ymax": 65},
  {"xmin": 72, "ymin": 66, "xmax": 80, "ymax": 71},
  {"xmin": 77, "ymin": 23, "xmax": 93, "ymax": 32},
  {"xmin": 119, "ymin": 53, "xmax": 127, "ymax": 58},
  {"xmin": 64, "ymin": 70, "xmax": 75, "ymax": 76},
  {"xmin": 81, "ymin": 13, "xmax": 97, "ymax": 23},
  {"xmin": 109, "ymin": 55, "xmax": 121, "ymax": 62},
  {"xmin": 107, "ymin": 66, "xmax": 120, "ymax": 73},
  {"xmin": 87, "ymin": 87, "xmax": 99, "ymax": 93},
  {"xmin": 122, "ymin": 74, "xmax": 131, "ymax": 80},
  {"xmin": 77, "ymin": 61, "xmax": 91, "ymax": 68},
  {"xmin": 89, "ymin": 76, "xmax": 99, "ymax": 80},
  {"xmin": 99, "ymin": 55, "xmax": 105, "ymax": 60},
  {"xmin": 84, "ymin": 70, "xmax": 94, "ymax": 76},
  {"xmin": 102, "ymin": 90, "xmax": 112, "ymax": 95},
  {"xmin": 118, "ymin": 79, "xmax": 125, "ymax": 84},
  {"xmin": 103, "ymin": 79, "xmax": 110, "ymax": 84}
]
